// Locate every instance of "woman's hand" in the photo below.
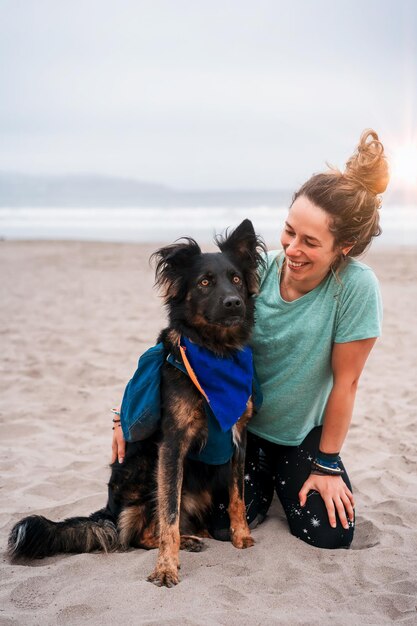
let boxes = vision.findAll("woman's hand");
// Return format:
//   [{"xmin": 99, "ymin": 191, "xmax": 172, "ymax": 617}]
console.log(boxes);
[
  {"xmin": 299, "ymin": 474, "xmax": 355, "ymax": 529},
  {"xmin": 111, "ymin": 423, "xmax": 125, "ymax": 465}
]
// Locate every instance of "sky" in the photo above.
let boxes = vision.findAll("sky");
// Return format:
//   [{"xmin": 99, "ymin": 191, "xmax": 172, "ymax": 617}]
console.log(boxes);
[{"xmin": 1, "ymin": 0, "xmax": 416, "ymax": 190}]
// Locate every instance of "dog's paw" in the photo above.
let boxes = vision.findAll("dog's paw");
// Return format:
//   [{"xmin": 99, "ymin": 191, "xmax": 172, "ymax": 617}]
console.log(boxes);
[
  {"xmin": 147, "ymin": 566, "xmax": 180, "ymax": 588},
  {"xmin": 180, "ymin": 535, "xmax": 205, "ymax": 552},
  {"xmin": 231, "ymin": 533, "xmax": 255, "ymax": 549}
]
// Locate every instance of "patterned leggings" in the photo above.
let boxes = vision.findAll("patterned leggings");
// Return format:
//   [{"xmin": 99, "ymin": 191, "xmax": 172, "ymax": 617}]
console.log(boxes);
[{"xmin": 208, "ymin": 426, "xmax": 355, "ymax": 549}]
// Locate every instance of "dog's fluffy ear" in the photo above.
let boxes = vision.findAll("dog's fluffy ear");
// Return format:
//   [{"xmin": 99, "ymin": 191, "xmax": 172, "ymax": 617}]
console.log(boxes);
[
  {"xmin": 215, "ymin": 219, "xmax": 266, "ymax": 294},
  {"xmin": 151, "ymin": 238, "xmax": 201, "ymax": 299}
]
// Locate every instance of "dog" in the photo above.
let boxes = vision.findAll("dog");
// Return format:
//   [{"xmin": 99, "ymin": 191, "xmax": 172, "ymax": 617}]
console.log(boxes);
[{"xmin": 8, "ymin": 218, "xmax": 265, "ymax": 587}]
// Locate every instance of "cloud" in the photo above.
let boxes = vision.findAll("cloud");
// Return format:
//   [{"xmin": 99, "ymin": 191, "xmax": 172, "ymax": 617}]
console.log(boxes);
[{"xmin": 0, "ymin": 0, "xmax": 416, "ymax": 187}]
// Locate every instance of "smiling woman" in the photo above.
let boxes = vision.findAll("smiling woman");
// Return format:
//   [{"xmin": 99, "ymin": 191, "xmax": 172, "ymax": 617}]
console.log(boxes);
[{"xmin": 209, "ymin": 129, "xmax": 390, "ymax": 550}]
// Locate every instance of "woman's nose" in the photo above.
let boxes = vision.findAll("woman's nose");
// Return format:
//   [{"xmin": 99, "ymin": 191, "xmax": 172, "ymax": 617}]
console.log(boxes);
[{"xmin": 286, "ymin": 238, "xmax": 300, "ymax": 254}]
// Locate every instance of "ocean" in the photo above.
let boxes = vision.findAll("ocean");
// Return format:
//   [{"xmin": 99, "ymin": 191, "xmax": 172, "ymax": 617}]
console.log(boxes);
[{"xmin": 0, "ymin": 205, "xmax": 416, "ymax": 246}]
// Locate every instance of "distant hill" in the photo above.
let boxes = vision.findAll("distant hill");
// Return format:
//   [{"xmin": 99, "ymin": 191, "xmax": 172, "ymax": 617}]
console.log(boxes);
[
  {"xmin": 0, "ymin": 173, "xmax": 170, "ymax": 207},
  {"xmin": 0, "ymin": 172, "xmax": 292, "ymax": 208},
  {"xmin": 1, "ymin": 171, "xmax": 411, "ymax": 208}
]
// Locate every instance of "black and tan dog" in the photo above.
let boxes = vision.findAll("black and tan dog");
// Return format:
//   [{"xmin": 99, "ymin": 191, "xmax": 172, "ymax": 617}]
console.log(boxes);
[{"xmin": 8, "ymin": 219, "xmax": 265, "ymax": 587}]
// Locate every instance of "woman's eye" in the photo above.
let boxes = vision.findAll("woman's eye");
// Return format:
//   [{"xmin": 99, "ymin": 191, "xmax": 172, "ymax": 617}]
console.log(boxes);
[
  {"xmin": 232, "ymin": 275, "xmax": 241, "ymax": 284},
  {"xmin": 200, "ymin": 279, "xmax": 210, "ymax": 287}
]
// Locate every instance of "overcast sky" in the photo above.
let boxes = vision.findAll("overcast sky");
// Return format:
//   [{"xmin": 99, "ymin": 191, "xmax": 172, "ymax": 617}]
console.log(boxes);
[{"xmin": 0, "ymin": 0, "xmax": 416, "ymax": 189}]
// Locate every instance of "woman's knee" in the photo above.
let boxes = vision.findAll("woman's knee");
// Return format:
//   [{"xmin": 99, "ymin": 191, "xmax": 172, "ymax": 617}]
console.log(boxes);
[
  {"xmin": 289, "ymin": 520, "xmax": 354, "ymax": 549},
  {"xmin": 291, "ymin": 528, "xmax": 353, "ymax": 550},
  {"xmin": 281, "ymin": 492, "xmax": 355, "ymax": 549}
]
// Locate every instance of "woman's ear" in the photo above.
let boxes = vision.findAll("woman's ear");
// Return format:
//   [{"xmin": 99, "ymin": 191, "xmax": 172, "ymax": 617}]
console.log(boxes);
[{"xmin": 342, "ymin": 245, "xmax": 353, "ymax": 256}]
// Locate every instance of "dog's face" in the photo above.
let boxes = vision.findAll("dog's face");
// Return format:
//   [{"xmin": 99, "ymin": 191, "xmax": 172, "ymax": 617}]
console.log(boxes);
[
  {"xmin": 152, "ymin": 219, "xmax": 265, "ymax": 350},
  {"xmin": 185, "ymin": 251, "xmax": 247, "ymax": 328}
]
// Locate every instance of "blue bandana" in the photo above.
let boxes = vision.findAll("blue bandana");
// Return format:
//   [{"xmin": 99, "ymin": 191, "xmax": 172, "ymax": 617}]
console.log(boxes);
[{"xmin": 180, "ymin": 336, "xmax": 253, "ymax": 432}]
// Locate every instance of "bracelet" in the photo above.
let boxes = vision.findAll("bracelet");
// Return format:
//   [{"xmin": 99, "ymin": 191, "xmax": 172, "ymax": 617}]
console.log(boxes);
[
  {"xmin": 112, "ymin": 418, "xmax": 121, "ymax": 423},
  {"xmin": 311, "ymin": 450, "xmax": 344, "ymax": 476},
  {"xmin": 111, "ymin": 408, "xmax": 121, "ymax": 416}
]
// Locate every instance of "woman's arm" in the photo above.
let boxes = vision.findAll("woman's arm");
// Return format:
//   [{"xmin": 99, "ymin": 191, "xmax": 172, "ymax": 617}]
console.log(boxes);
[
  {"xmin": 111, "ymin": 408, "xmax": 125, "ymax": 464},
  {"xmin": 320, "ymin": 337, "xmax": 377, "ymax": 452},
  {"xmin": 299, "ymin": 337, "xmax": 377, "ymax": 528}
]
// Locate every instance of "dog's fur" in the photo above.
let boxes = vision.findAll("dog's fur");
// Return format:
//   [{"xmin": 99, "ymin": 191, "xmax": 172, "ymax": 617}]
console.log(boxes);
[{"xmin": 8, "ymin": 219, "xmax": 265, "ymax": 587}]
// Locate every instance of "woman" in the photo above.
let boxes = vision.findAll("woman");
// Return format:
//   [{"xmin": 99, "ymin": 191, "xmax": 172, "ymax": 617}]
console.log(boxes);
[
  {"xmin": 208, "ymin": 128, "xmax": 389, "ymax": 549},
  {"xmin": 112, "ymin": 129, "xmax": 389, "ymax": 550}
]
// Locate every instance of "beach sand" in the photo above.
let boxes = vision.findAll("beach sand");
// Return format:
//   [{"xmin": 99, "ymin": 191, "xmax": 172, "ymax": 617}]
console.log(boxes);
[{"xmin": 0, "ymin": 240, "xmax": 416, "ymax": 625}]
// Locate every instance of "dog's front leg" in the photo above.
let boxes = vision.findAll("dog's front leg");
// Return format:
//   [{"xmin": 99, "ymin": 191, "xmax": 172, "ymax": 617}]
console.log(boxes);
[
  {"xmin": 147, "ymin": 438, "xmax": 188, "ymax": 587},
  {"xmin": 229, "ymin": 426, "xmax": 255, "ymax": 549}
]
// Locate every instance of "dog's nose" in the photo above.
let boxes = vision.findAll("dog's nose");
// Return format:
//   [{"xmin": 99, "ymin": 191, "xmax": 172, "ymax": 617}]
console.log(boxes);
[{"xmin": 223, "ymin": 296, "xmax": 242, "ymax": 309}]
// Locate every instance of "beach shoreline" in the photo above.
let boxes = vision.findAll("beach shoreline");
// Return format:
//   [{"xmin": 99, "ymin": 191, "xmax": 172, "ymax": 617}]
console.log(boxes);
[{"xmin": 1, "ymin": 240, "xmax": 416, "ymax": 625}]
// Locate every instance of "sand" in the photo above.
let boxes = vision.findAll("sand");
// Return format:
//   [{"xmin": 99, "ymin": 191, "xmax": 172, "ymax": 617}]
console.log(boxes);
[{"xmin": 0, "ymin": 240, "xmax": 416, "ymax": 626}]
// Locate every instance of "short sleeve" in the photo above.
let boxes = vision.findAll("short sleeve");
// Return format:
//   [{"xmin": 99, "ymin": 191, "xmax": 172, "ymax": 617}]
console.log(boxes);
[{"xmin": 334, "ymin": 267, "xmax": 383, "ymax": 343}]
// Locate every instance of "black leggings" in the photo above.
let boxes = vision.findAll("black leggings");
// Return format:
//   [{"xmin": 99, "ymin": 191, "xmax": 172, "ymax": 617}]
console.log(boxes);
[{"xmin": 208, "ymin": 426, "xmax": 355, "ymax": 549}]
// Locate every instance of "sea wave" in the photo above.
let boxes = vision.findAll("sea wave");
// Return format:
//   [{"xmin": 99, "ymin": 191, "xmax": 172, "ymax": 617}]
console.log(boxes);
[{"xmin": 0, "ymin": 205, "xmax": 416, "ymax": 245}]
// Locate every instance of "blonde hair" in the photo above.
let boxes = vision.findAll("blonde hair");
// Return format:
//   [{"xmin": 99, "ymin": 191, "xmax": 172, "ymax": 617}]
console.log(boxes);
[{"xmin": 292, "ymin": 129, "xmax": 389, "ymax": 259}]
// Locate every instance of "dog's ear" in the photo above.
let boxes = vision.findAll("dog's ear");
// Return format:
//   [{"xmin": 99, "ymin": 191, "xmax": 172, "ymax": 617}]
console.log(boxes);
[
  {"xmin": 151, "ymin": 238, "xmax": 201, "ymax": 299},
  {"xmin": 215, "ymin": 219, "xmax": 266, "ymax": 294}
]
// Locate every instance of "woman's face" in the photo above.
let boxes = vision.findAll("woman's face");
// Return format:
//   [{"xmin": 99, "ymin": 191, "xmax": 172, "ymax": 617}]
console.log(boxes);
[{"xmin": 280, "ymin": 195, "xmax": 340, "ymax": 287}]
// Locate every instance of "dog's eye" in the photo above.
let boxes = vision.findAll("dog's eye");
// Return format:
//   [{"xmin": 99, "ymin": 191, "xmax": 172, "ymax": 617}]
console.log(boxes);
[
  {"xmin": 200, "ymin": 278, "xmax": 210, "ymax": 287},
  {"xmin": 232, "ymin": 275, "xmax": 242, "ymax": 284}
]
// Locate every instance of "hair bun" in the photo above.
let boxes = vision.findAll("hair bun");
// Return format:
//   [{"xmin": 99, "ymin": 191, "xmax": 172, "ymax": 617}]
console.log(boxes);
[{"xmin": 344, "ymin": 129, "xmax": 389, "ymax": 195}]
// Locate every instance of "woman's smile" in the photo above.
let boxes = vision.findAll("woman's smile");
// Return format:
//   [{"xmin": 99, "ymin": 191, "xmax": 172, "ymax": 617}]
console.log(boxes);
[{"xmin": 286, "ymin": 258, "xmax": 310, "ymax": 271}]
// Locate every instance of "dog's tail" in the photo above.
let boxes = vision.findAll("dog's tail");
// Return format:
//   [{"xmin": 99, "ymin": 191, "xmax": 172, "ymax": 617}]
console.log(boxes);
[{"xmin": 8, "ymin": 509, "xmax": 118, "ymax": 561}]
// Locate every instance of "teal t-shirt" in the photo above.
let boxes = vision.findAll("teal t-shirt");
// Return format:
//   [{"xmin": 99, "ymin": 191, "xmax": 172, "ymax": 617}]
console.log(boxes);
[{"xmin": 248, "ymin": 251, "xmax": 382, "ymax": 446}]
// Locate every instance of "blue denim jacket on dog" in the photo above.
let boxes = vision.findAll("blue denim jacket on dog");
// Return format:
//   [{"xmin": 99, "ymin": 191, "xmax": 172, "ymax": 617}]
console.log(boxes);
[{"xmin": 120, "ymin": 342, "xmax": 262, "ymax": 465}]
